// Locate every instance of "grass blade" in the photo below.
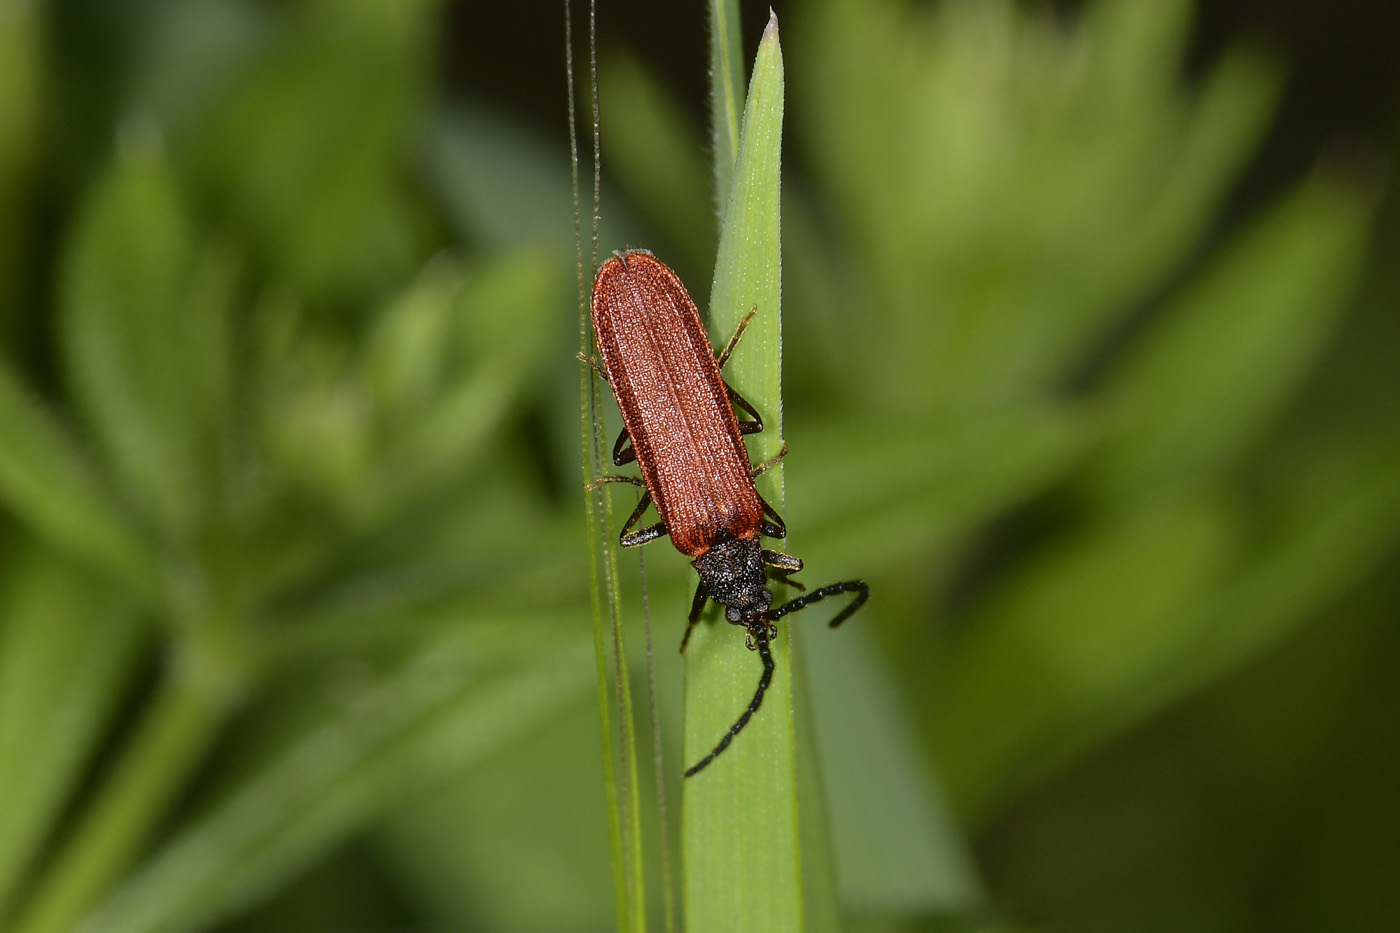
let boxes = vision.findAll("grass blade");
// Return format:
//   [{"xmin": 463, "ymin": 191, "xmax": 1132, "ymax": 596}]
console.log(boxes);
[
  {"xmin": 708, "ymin": 0, "xmax": 745, "ymax": 211},
  {"xmin": 684, "ymin": 14, "xmax": 800, "ymax": 932}
]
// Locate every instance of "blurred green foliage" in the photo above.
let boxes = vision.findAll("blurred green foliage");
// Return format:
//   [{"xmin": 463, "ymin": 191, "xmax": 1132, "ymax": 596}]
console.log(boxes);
[{"xmin": 0, "ymin": 0, "xmax": 1394, "ymax": 931}]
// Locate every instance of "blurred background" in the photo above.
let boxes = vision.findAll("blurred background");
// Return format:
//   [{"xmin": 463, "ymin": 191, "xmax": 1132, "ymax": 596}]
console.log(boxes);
[{"xmin": 0, "ymin": 0, "xmax": 1397, "ymax": 931}]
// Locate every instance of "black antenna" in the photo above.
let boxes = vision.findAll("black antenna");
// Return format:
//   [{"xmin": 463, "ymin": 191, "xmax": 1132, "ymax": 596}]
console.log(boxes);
[{"xmin": 684, "ymin": 626, "xmax": 776, "ymax": 778}]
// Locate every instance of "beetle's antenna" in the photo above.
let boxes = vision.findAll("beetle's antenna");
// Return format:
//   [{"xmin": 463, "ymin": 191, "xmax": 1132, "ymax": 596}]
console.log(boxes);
[
  {"xmin": 683, "ymin": 627, "xmax": 775, "ymax": 777},
  {"xmin": 769, "ymin": 580, "xmax": 869, "ymax": 628}
]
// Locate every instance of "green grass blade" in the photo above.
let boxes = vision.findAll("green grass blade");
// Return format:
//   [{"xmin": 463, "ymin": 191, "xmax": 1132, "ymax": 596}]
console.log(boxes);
[
  {"xmin": 578, "ymin": 155, "xmax": 636, "ymax": 933},
  {"xmin": 684, "ymin": 14, "xmax": 800, "ymax": 932},
  {"xmin": 801, "ymin": 627, "xmax": 983, "ymax": 913},
  {"xmin": 708, "ymin": 0, "xmax": 745, "ymax": 209}
]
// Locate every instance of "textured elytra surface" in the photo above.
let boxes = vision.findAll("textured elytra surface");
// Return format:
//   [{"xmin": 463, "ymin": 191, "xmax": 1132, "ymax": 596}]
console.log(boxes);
[{"xmin": 591, "ymin": 250, "xmax": 763, "ymax": 557}]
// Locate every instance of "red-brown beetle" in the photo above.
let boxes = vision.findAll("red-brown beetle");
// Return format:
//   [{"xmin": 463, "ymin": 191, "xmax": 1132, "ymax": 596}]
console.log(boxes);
[{"xmin": 588, "ymin": 249, "xmax": 867, "ymax": 776}]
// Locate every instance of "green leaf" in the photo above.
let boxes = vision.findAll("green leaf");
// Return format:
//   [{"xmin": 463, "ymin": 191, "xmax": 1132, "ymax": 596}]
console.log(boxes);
[
  {"xmin": 57, "ymin": 145, "xmax": 208, "ymax": 543},
  {"xmin": 0, "ymin": 359, "xmax": 159, "ymax": 593},
  {"xmin": 800, "ymin": 628, "xmax": 982, "ymax": 913},
  {"xmin": 935, "ymin": 494, "xmax": 1242, "ymax": 821},
  {"xmin": 80, "ymin": 626, "xmax": 594, "ymax": 933},
  {"xmin": 0, "ymin": 0, "xmax": 42, "ymax": 348},
  {"xmin": 364, "ymin": 249, "xmax": 565, "ymax": 517},
  {"xmin": 791, "ymin": 407, "xmax": 1091, "ymax": 569},
  {"xmin": 184, "ymin": 2, "xmax": 429, "ymax": 306},
  {"xmin": 936, "ymin": 434, "xmax": 1400, "ymax": 826},
  {"xmin": 385, "ymin": 251, "xmax": 561, "ymax": 484},
  {"xmin": 1164, "ymin": 439, "xmax": 1400, "ymax": 711},
  {"xmin": 798, "ymin": 0, "xmax": 1281, "ymax": 408},
  {"xmin": 1074, "ymin": 29, "xmax": 1280, "ymax": 335},
  {"xmin": 376, "ymin": 702, "xmax": 615, "ymax": 933},
  {"xmin": 1090, "ymin": 173, "xmax": 1375, "ymax": 505},
  {"xmin": 0, "ymin": 546, "xmax": 147, "ymax": 922},
  {"xmin": 684, "ymin": 14, "xmax": 800, "ymax": 933}
]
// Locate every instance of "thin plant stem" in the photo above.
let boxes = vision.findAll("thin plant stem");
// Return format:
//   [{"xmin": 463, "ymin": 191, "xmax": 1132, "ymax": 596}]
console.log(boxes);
[
  {"xmin": 569, "ymin": 0, "xmax": 646, "ymax": 928},
  {"xmin": 9, "ymin": 659, "xmax": 229, "ymax": 933},
  {"xmin": 640, "ymin": 547, "xmax": 678, "ymax": 933},
  {"xmin": 566, "ymin": 1, "xmax": 628, "ymax": 927}
]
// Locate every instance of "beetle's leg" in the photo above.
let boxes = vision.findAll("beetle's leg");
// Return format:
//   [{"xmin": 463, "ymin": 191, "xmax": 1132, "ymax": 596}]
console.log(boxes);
[
  {"xmin": 761, "ymin": 549, "xmax": 806, "ymax": 592},
  {"xmin": 591, "ymin": 472, "xmax": 664, "ymax": 545},
  {"xmin": 620, "ymin": 521, "xmax": 669, "ymax": 548},
  {"xmin": 612, "ymin": 427, "xmax": 636, "ymax": 466},
  {"xmin": 577, "ymin": 352, "xmax": 608, "ymax": 382},
  {"xmin": 753, "ymin": 447, "xmax": 791, "ymax": 537},
  {"xmin": 756, "ymin": 493, "xmax": 788, "ymax": 539},
  {"xmin": 726, "ymin": 383, "xmax": 764, "ymax": 437},
  {"xmin": 715, "ymin": 305, "xmax": 757, "ymax": 369},
  {"xmin": 749, "ymin": 441, "xmax": 788, "ymax": 478},
  {"xmin": 769, "ymin": 568, "xmax": 807, "ymax": 593},
  {"xmin": 585, "ymin": 474, "xmax": 646, "ymax": 491},
  {"xmin": 761, "ymin": 549, "xmax": 803, "ymax": 573},
  {"xmin": 750, "ymin": 441, "xmax": 790, "ymax": 537},
  {"xmin": 618, "ymin": 491, "xmax": 669, "ymax": 548},
  {"xmin": 680, "ymin": 583, "xmax": 708, "ymax": 654},
  {"xmin": 717, "ymin": 305, "xmax": 764, "ymax": 435}
]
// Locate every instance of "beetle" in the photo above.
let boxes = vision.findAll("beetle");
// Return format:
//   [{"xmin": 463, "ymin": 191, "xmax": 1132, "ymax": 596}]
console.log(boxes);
[{"xmin": 586, "ymin": 248, "xmax": 868, "ymax": 777}]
